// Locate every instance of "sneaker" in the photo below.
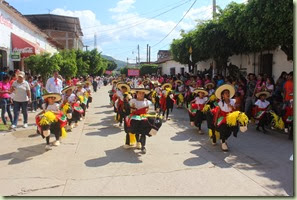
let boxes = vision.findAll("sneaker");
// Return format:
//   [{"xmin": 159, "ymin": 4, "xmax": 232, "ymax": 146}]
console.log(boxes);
[
  {"xmin": 221, "ymin": 143, "xmax": 229, "ymax": 151},
  {"xmin": 198, "ymin": 130, "xmax": 204, "ymax": 135},
  {"xmin": 45, "ymin": 145, "xmax": 52, "ymax": 151},
  {"xmin": 23, "ymin": 124, "xmax": 28, "ymax": 128},
  {"xmin": 11, "ymin": 125, "xmax": 16, "ymax": 129},
  {"xmin": 75, "ymin": 123, "xmax": 79, "ymax": 127},
  {"xmin": 32, "ymin": 110, "xmax": 36, "ymax": 113},
  {"xmin": 53, "ymin": 141, "xmax": 60, "ymax": 146},
  {"xmin": 123, "ymin": 144, "xmax": 132, "ymax": 149},
  {"xmin": 190, "ymin": 122, "xmax": 195, "ymax": 127},
  {"xmin": 70, "ymin": 124, "xmax": 74, "ymax": 129},
  {"xmin": 136, "ymin": 142, "xmax": 142, "ymax": 149},
  {"xmin": 141, "ymin": 147, "xmax": 147, "ymax": 154},
  {"xmin": 285, "ymin": 128, "xmax": 289, "ymax": 133}
]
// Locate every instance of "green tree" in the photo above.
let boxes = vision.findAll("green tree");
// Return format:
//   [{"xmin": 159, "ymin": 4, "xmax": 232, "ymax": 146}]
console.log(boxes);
[
  {"xmin": 106, "ymin": 60, "xmax": 118, "ymax": 71},
  {"xmin": 59, "ymin": 50, "xmax": 77, "ymax": 79},
  {"xmin": 140, "ymin": 64, "xmax": 159, "ymax": 76},
  {"xmin": 76, "ymin": 49, "xmax": 89, "ymax": 77}
]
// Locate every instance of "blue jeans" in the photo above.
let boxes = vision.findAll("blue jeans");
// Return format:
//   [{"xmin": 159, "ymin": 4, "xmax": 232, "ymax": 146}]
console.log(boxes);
[
  {"xmin": 31, "ymin": 92, "xmax": 37, "ymax": 111},
  {"xmin": 1, "ymin": 98, "xmax": 13, "ymax": 125},
  {"xmin": 13, "ymin": 101, "xmax": 28, "ymax": 126}
]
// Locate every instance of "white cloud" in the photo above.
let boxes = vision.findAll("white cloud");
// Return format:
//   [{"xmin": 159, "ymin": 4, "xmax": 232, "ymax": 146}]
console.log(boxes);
[
  {"xmin": 109, "ymin": 0, "xmax": 136, "ymax": 13},
  {"xmin": 50, "ymin": 3, "xmax": 212, "ymax": 60}
]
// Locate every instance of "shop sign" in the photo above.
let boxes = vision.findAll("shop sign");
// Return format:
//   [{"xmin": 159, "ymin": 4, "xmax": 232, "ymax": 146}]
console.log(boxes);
[
  {"xmin": 11, "ymin": 52, "xmax": 21, "ymax": 61},
  {"xmin": 0, "ymin": 13, "xmax": 13, "ymax": 29}
]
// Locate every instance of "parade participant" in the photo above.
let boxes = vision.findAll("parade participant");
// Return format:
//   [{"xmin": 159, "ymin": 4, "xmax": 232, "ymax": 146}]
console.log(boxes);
[
  {"xmin": 160, "ymin": 83, "xmax": 175, "ymax": 121},
  {"xmin": 283, "ymin": 99, "xmax": 293, "ymax": 140},
  {"xmin": 92, "ymin": 78, "xmax": 98, "ymax": 92},
  {"xmin": 254, "ymin": 91, "xmax": 271, "ymax": 133},
  {"xmin": 45, "ymin": 71, "xmax": 63, "ymax": 94},
  {"xmin": 61, "ymin": 85, "xmax": 79, "ymax": 130},
  {"xmin": 115, "ymin": 82, "xmax": 131, "ymax": 127},
  {"xmin": 125, "ymin": 87, "xmax": 162, "ymax": 154},
  {"xmin": 189, "ymin": 88, "xmax": 208, "ymax": 134},
  {"xmin": 151, "ymin": 81, "xmax": 161, "ymax": 112},
  {"xmin": 184, "ymin": 81, "xmax": 196, "ymax": 109},
  {"xmin": 205, "ymin": 82, "xmax": 215, "ymax": 96},
  {"xmin": 211, "ymin": 84, "xmax": 248, "ymax": 151},
  {"xmin": 109, "ymin": 80, "xmax": 118, "ymax": 106},
  {"xmin": 0, "ymin": 75, "xmax": 13, "ymax": 127},
  {"xmin": 35, "ymin": 93, "xmax": 67, "ymax": 151},
  {"xmin": 76, "ymin": 83, "xmax": 87, "ymax": 119},
  {"xmin": 84, "ymin": 81, "xmax": 92, "ymax": 109},
  {"xmin": 175, "ymin": 80, "xmax": 185, "ymax": 108}
]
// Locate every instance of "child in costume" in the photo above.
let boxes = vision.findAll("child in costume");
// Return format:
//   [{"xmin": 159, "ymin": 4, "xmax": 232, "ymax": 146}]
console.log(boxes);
[
  {"xmin": 254, "ymin": 91, "xmax": 271, "ymax": 133},
  {"xmin": 189, "ymin": 88, "xmax": 208, "ymax": 134},
  {"xmin": 160, "ymin": 83, "xmax": 175, "ymax": 121},
  {"xmin": 84, "ymin": 81, "xmax": 92, "ymax": 109},
  {"xmin": 115, "ymin": 82, "xmax": 131, "ymax": 127},
  {"xmin": 175, "ymin": 80, "xmax": 185, "ymax": 108},
  {"xmin": 283, "ymin": 99, "xmax": 293, "ymax": 140},
  {"xmin": 36, "ymin": 93, "xmax": 67, "ymax": 151},
  {"xmin": 211, "ymin": 84, "xmax": 248, "ymax": 151},
  {"xmin": 76, "ymin": 83, "xmax": 87, "ymax": 119}
]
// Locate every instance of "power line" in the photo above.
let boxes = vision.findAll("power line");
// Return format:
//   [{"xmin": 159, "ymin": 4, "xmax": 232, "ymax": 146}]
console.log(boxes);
[
  {"xmin": 152, "ymin": 0, "xmax": 197, "ymax": 48},
  {"xmin": 82, "ymin": 0, "xmax": 189, "ymax": 30},
  {"xmin": 82, "ymin": 0, "xmax": 193, "ymax": 37}
]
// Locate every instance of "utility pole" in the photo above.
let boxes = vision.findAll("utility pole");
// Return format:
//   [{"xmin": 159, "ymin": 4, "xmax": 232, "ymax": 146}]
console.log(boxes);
[
  {"xmin": 147, "ymin": 44, "xmax": 149, "ymax": 63},
  {"xmin": 212, "ymin": 0, "xmax": 216, "ymax": 77},
  {"xmin": 127, "ymin": 57, "xmax": 129, "ymax": 66},
  {"xmin": 137, "ymin": 45, "xmax": 140, "ymax": 66},
  {"xmin": 94, "ymin": 33, "xmax": 97, "ymax": 49},
  {"xmin": 149, "ymin": 46, "xmax": 151, "ymax": 64},
  {"xmin": 84, "ymin": 45, "xmax": 89, "ymax": 51},
  {"xmin": 213, "ymin": 0, "xmax": 216, "ymax": 19}
]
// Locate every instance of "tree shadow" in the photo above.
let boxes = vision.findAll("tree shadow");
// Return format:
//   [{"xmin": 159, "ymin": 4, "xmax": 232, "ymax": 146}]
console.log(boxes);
[
  {"xmin": 85, "ymin": 146, "xmax": 142, "ymax": 167},
  {"xmin": 85, "ymin": 126, "xmax": 122, "ymax": 137},
  {"xmin": 0, "ymin": 143, "xmax": 46, "ymax": 165},
  {"xmin": 95, "ymin": 105, "xmax": 111, "ymax": 109},
  {"xmin": 88, "ymin": 115, "xmax": 116, "ymax": 127},
  {"xmin": 95, "ymin": 110, "xmax": 114, "ymax": 115}
]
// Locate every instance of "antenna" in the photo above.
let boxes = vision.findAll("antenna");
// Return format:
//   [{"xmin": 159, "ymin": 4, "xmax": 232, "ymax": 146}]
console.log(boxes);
[{"xmin": 94, "ymin": 33, "xmax": 97, "ymax": 49}]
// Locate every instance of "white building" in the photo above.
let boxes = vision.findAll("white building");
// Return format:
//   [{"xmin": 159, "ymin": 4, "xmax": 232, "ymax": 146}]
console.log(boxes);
[
  {"xmin": 156, "ymin": 50, "xmax": 189, "ymax": 75},
  {"xmin": 0, "ymin": 0, "xmax": 58, "ymax": 71},
  {"xmin": 196, "ymin": 48, "xmax": 293, "ymax": 80}
]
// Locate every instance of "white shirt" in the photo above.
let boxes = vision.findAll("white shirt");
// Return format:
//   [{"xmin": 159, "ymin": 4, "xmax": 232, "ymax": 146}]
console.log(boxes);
[
  {"xmin": 130, "ymin": 99, "xmax": 150, "ymax": 110},
  {"xmin": 194, "ymin": 97, "xmax": 208, "ymax": 105},
  {"xmin": 208, "ymin": 89, "xmax": 215, "ymax": 96},
  {"xmin": 189, "ymin": 86, "xmax": 195, "ymax": 93},
  {"xmin": 63, "ymin": 93, "xmax": 76, "ymax": 103},
  {"xmin": 12, "ymin": 80, "xmax": 30, "ymax": 102},
  {"xmin": 46, "ymin": 77, "xmax": 63, "ymax": 94},
  {"xmin": 116, "ymin": 90, "xmax": 124, "ymax": 101},
  {"xmin": 218, "ymin": 99, "xmax": 236, "ymax": 112},
  {"xmin": 76, "ymin": 88, "xmax": 86, "ymax": 97},
  {"xmin": 255, "ymin": 100, "xmax": 270, "ymax": 109},
  {"xmin": 178, "ymin": 85, "xmax": 184, "ymax": 92},
  {"xmin": 42, "ymin": 103, "xmax": 60, "ymax": 112}
]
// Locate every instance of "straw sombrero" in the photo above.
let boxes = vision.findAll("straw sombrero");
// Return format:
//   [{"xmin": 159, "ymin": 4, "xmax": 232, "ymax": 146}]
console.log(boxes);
[
  {"xmin": 111, "ymin": 80, "xmax": 118, "ymax": 85},
  {"xmin": 116, "ymin": 82, "xmax": 131, "ymax": 93},
  {"xmin": 193, "ymin": 88, "xmax": 209, "ymax": 96},
  {"xmin": 152, "ymin": 81, "xmax": 161, "ymax": 86},
  {"xmin": 175, "ymin": 80, "xmax": 183, "ymax": 85},
  {"xmin": 161, "ymin": 83, "xmax": 172, "ymax": 90},
  {"xmin": 42, "ymin": 93, "xmax": 62, "ymax": 102},
  {"xmin": 131, "ymin": 88, "xmax": 151, "ymax": 95},
  {"xmin": 142, "ymin": 80, "xmax": 150, "ymax": 85},
  {"xmin": 215, "ymin": 84, "xmax": 235, "ymax": 100},
  {"xmin": 76, "ymin": 82, "xmax": 85, "ymax": 87},
  {"xmin": 255, "ymin": 91, "xmax": 271, "ymax": 98},
  {"xmin": 85, "ymin": 81, "xmax": 92, "ymax": 85},
  {"xmin": 62, "ymin": 86, "xmax": 76, "ymax": 94},
  {"xmin": 205, "ymin": 82, "xmax": 215, "ymax": 88}
]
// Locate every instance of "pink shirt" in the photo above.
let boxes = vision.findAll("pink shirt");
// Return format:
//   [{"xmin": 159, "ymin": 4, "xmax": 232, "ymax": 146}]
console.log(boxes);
[
  {"xmin": 197, "ymin": 80, "xmax": 203, "ymax": 87},
  {"xmin": 0, "ymin": 81, "xmax": 11, "ymax": 98}
]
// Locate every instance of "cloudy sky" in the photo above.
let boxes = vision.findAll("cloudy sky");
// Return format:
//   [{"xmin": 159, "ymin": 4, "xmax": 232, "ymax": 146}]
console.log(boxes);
[{"xmin": 8, "ymin": 0, "xmax": 246, "ymax": 62}]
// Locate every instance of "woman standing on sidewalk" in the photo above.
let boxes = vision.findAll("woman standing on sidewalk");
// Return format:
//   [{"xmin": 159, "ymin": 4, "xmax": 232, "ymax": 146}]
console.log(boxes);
[
  {"xmin": 0, "ymin": 75, "xmax": 13, "ymax": 128},
  {"xmin": 10, "ymin": 71, "xmax": 31, "ymax": 129}
]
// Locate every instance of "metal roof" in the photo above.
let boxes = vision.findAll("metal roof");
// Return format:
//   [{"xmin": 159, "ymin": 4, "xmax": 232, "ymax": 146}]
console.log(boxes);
[{"xmin": 24, "ymin": 14, "xmax": 83, "ymax": 37}]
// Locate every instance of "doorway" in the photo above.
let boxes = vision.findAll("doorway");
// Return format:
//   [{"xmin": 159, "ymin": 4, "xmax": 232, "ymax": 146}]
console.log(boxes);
[{"xmin": 259, "ymin": 54, "xmax": 273, "ymax": 77}]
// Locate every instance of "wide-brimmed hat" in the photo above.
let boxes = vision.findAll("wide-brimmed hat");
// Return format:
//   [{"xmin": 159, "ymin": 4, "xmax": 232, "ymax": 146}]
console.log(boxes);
[
  {"xmin": 84, "ymin": 81, "xmax": 92, "ymax": 85},
  {"xmin": 131, "ymin": 88, "xmax": 151, "ymax": 95},
  {"xmin": 205, "ymin": 82, "xmax": 215, "ymax": 88},
  {"xmin": 111, "ymin": 80, "xmax": 118, "ymax": 85},
  {"xmin": 42, "ymin": 93, "xmax": 62, "ymax": 102},
  {"xmin": 256, "ymin": 91, "xmax": 271, "ymax": 98},
  {"xmin": 116, "ymin": 82, "xmax": 131, "ymax": 93},
  {"xmin": 62, "ymin": 86, "xmax": 76, "ymax": 94},
  {"xmin": 142, "ymin": 80, "xmax": 150, "ymax": 85},
  {"xmin": 193, "ymin": 88, "xmax": 209, "ymax": 96},
  {"xmin": 152, "ymin": 81, "xmax": 161, "ymax": 86},
  {"xmin": 161, "ymin": 83, "xmax": 172, "ymax": 90},
  {"xmin": 215, "ymin": 84, "xmax": 235, "ymax": 100},
  {"xmin": 76, "ymin": 82, "xmax": 85, "ymax": 87},
  {"xmin": 175, "ymin": 80, "xmax": 183, "ymax": 85}
]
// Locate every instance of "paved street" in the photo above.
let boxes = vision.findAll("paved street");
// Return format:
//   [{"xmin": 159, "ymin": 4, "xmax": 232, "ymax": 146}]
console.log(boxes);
[{"xmin": 0, "ymin": 85, "xmax": 294, "ymax": 196}]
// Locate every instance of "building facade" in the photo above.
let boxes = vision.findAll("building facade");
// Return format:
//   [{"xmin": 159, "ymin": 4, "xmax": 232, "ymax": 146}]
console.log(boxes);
[
  {"xmin": 25, "ymin": 14, "xmax": 84, "ymax": 50},
  {"xmin": 0, "ymin": 1, "xmax": 58, "ymax": 71},
  {"xmin": 156, "ymin": 50, "xmax": 189, "ymax": 76}
]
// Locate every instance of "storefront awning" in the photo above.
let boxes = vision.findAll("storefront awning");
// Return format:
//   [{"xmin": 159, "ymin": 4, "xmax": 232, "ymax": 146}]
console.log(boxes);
[{"xmin": 11, "ymin": 33, "xmax": 40, "ymax": 58}]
